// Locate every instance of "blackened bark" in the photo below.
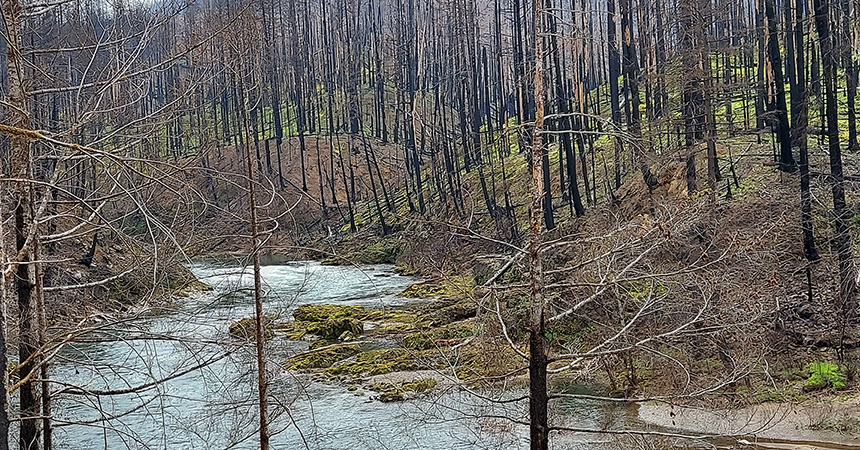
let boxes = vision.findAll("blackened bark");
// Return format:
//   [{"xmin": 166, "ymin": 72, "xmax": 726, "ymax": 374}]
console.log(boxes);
[
  {"xmin": 765, "ymin": 0, "xmax": 797, "ymax": 172},
  {"xmin": 813, "ymin": 0, "xmax": 855, "ymax": 317}
]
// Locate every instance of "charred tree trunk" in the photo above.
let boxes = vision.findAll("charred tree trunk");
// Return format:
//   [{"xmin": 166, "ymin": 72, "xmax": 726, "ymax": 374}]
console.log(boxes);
[
  {"xmin": 765, "ymin": 0, "xmax": 797, "ymax": 172},
  {"xmin": 794, "ymin": 0, "xmax": 819, "ymax": 261},
  {"xmin": 813, "ymin": 0, "xmax": 856, "ymax": 351}
]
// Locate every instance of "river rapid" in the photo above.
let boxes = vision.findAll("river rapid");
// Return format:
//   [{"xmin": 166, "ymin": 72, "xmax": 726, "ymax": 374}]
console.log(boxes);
[{"xmin": 51, "ymin": 261, "xmax": 548, "ymax": 449}]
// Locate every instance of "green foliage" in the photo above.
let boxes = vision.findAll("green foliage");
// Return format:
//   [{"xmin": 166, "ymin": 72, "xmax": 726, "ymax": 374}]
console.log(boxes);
[{"xmin": 805, "ymin": 362, "xmax": 847, "ymax": 391}]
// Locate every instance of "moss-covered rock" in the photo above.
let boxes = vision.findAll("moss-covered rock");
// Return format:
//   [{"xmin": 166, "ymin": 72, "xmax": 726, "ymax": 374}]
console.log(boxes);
[
  {"xmin": 293, "ymin": 304, "xmax": 364, "ymax": 322},
  {"xmin": 402, "ymin": 320, "xmax": 476, "ymax": 350},
  {"xmin": 228, "ymin": 315, "xmax": 275, "ymax": 339},
  {"xmin": 282, "ymin": 304, "xmax": 425, "ymax": 340},
  {"xmin": 399, "ymin": 276, "xmax": 475, "ymax": 301},
  {"xmin": 307, "ymin": 317, "xmax": 364, "ymax": 340},
  {"xmin": 399, "ymin": 280, "xmax": 447, "ymax": 298},
  {"xmin": 394, "ymin": 264, "xmax": 420, "ymax": 276},
  {"xmin": 369, "ymin": 378, "xmax": 438, "ymax": 402},
  {"xmin": 423, "ymin": 300, "xmax": 479, "ymax": 326},
  {"xmin": 309, "ymin": 339, "xmax": 338, "ymax": 350},
  {"xmin": 284, "ymin": 344, "xmax": 361, "ymax": 370},
  {"xmin": 320, "ymin": 239, "xmax": 403, "ymax": 265},
  {"xmin": 324, "ymin": 348, "xmax": 444, "ymax": 377},
  {"xmin": 357, "ymin": 240, "xmax": 403, "ymax": 264}
]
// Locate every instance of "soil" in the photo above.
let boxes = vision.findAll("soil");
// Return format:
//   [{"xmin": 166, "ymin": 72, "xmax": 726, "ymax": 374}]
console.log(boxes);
[{"xmin": 638, "ymin": 394, "xmax": 860, "ymax": 449}]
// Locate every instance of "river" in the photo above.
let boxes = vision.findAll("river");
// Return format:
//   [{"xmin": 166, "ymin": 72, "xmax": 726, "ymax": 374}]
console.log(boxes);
[{"xmin": 51, "ymin": 261, "xmax": 547, "ymax": 449}]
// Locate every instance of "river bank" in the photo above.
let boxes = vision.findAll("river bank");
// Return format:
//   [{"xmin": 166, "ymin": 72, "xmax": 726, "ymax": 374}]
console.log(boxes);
[{"xmin": 638, "ymin": 395, "xmax": 860, "ymax": 449}]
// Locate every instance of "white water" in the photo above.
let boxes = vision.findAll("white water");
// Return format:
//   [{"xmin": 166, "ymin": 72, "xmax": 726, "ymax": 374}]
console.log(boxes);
[{"xmin": 50, "ymin": 261, "xmax": 548, "ymax": 450}]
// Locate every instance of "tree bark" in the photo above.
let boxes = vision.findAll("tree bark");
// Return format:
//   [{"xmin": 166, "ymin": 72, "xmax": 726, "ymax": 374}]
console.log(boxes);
[
  {"xmin": 4, "ymin": 0, "xmax": 40, "ymax": 446},
  {"xmin": 813, "ymin": 0, "xmax": 856, "ymax": 337},
  {"xmin": 238, "ymin": 77, "xmax": 269, "ymax": 450},
  {"xmin": 529, "ymin": 0, "xmax": 549, "ymax": 448},
  {"xmin": 765, "ymin": 0, "xmax": 797, "ymax": 171}
]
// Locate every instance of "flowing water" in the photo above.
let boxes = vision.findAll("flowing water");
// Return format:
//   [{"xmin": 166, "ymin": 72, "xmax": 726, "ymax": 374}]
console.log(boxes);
[{"xmin": 51, "ymin": 261, "xmax": 544, "ymax": 449}]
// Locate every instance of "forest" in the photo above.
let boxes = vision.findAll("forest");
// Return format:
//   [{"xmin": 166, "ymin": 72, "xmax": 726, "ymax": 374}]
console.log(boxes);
[{"xmin": 1, "ymin": 0, "xmax": 859, "ymax": 447}]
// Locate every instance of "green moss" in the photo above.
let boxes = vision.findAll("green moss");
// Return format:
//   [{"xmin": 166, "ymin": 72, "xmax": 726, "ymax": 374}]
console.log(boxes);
[
  {"xmin": 309, "ymin": 339, "xmax": 338, "ymax": 350},
  {"xmin": 284, "ymin": 344, "xmax": 361, "ymax": 370},
  {"xmin": 402, "ymin": 321, "xmax": 476, "ymax": 350},
  {"xmin": 399, "ymin": 276, "xmax": 475, "ymax": 300},
  {"xmin": 357, "ymin": 240, "xmax": 403, "ymax": 264},
  {"xmin": 281, "ymin": 304, "xmax": 427, "ymax": 340},
  {"xmin": 306, "ymin": 316, "xmax": 364, "ymax": 340},
  {"xmin": 394, "ymin": 264, "xmax": 420, "ymax": 276},
  {"xmin": 369, "ymin": 378, "xmax": 438, "ymax": 402},
  {"xmin": 293, "ymin": 304, "xmax": 364, "ymax": 322},
  {"xmin": 361, "ymin": 309, "xmax": 420, "ymax": 323},
  {"xmin": 324, "ymin": 348, "xmax": 444, "ymax": 377},
  {"xmin": 399, "ymin": 282, "xmax": 447, "ymax": 298},
  {"xmin": 228, "ymin": 316, "xmax": 275, "ymax": 339},
  {"xmin": 805, "ymin": 362, "xmax": 847, "ymax": 391}
]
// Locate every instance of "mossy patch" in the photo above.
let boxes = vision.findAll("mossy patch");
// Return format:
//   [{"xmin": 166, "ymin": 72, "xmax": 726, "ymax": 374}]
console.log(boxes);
[
  {"xmin": 307, "ymin": 317, "xmax": 364, "ymax": 340},
  {"xmin": 399, "ymin": 276, "xmax": 475, "ymax": 300},
  {"xmin": 369, "ymin": 378, "xmax": 438, "ymax": 402},
  {"xmin": 284, "ymin": 344, "xmax": 361, "ymax": 370},
  {"xmin": 399, "ymin": 281, "xmax": 447, "ymax": 298},
  {"xmin": 394, "ymin": 264, "xmax": 420, "ymax": 276},
  {"xmin": 282, "ymin": 304, "xmax": 424, "ymax": 340},
  {"xmin": 357, "ymin": 240, "xmax": 403, "ymax": 264},
  {"xmin": 324, "ymin": 348, "xmax": 445, "ymax": 377},
  {"xmin": 322, "ymin": 239, "xmax": 404, "ymax": 265},
  {"xmin": 228, "ymin": 315, "xmax": 275, "ymax": 339},
  {"xmin": 402, "ymin": 320, "xmax": 477, "ymax": 350},
  {"xmin": 293, "ymin": 304, "xmax": 364, "ymax": 322},
  {"xmin": 422, "ymin": 299, "xmax": 479, "ymax": 326}
]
